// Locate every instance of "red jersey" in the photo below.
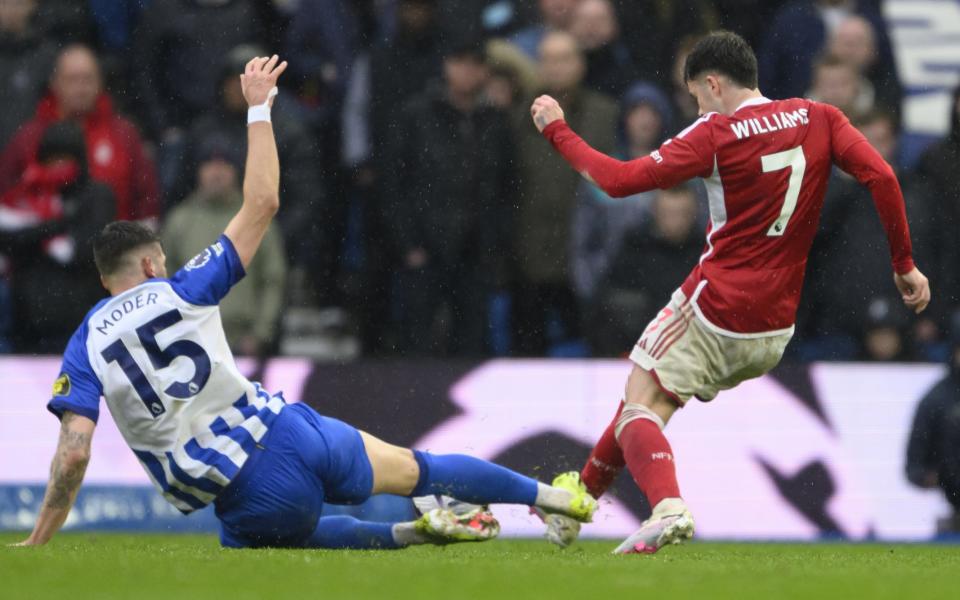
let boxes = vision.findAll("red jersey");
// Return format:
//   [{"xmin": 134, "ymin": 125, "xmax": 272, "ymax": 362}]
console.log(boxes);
[{"xmin": 543, "ymin": 97, "xmax": 914, "ymax": 337}]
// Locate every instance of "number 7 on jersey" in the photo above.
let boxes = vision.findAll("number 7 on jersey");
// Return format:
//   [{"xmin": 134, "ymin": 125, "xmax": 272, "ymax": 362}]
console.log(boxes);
[{"xmin": 762, "ymin": 146, "xmax": 806, "ymax": 237}]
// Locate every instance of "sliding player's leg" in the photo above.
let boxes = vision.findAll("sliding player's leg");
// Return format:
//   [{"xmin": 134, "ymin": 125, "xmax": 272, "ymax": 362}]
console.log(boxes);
[
  {"xmin": 358, "ymin": 430, "xmax": 596, "ymax": 522},
  {"xmin": 302, "ymin": 510, "xmax": 500, "ymax": 550}
]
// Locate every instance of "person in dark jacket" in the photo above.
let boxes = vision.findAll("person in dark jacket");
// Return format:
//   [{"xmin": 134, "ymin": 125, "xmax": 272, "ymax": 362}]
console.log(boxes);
[
  {"xmin": 0, "ymin": 121, "xmax": 115, "ymax": 353},
  {"xmin": 585, "ymin": 184, "xmax": 702, "ymax": 356},
  {"xmin": 568, "ymin": 0, "xmax": 638, "ymax": 97},
  {"xmin": 570, "ymin": 82, "xmax": 675, "ymax": 305},
  {"xmin": 906, "ymin": 313, "xmax": 960, "ymax": 534},
  {"xmin": 0, "ymin": 0, "xmax": 56, "ymax": 148},
  {"xmin": 175, "ymin": 46, "xmax": 324, "ymax": 282},
  {"xmin": 382, "ymin": 39, "xmax": 515, "ymax": 356},
  {"xmin": 758, "ymin": 0, "xmax": 897, "ymax": 102},
  {"xmin": 132, "ymin": 0, "xmax": 262, "ymax": 141},
  {"xmin": 511, "ymin": 30, "xmax": 617, "ymax": 355},
  {"xmin": 913, "ymin": 86, "xmax": 960, "ymax": 332}
]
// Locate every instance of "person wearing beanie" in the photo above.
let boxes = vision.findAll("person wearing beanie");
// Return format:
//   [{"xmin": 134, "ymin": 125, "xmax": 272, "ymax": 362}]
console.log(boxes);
[{"xmin": 161, "ymin": 132, "xmax": 287, "ymax": 357}]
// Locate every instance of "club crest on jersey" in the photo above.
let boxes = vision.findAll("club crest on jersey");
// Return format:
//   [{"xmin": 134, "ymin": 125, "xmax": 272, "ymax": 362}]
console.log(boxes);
[
  {"xmin": 52, "ymin": 374, "xmax": 71, "ymax": 397},
  {"xmin": 185, "ymin": 242, "xmax": 225, "ymax": 271}
]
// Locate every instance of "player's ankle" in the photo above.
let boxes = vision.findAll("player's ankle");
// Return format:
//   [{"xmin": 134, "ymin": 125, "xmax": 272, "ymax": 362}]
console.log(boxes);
[{"xmin": 651, "ymin": 497, "xmax": 688, "ymax": 517}]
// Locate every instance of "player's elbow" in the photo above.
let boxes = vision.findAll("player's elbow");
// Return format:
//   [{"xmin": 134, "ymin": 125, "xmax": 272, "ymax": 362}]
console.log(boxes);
[
  {"xmin": 61, "ymin": 447, "xmax": 91, "ymax": 469},
  {"xmin": 249, "ymin": 192, "xmax": 280, "ymax": 217}
]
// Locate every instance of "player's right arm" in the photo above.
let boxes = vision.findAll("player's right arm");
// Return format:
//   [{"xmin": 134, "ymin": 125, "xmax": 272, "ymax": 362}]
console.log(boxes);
[
  {"xmin": 531, "ymin": 95, "xmax": 714, "ymax": 197},
  {"xmin": 13, "ymin": 412, "xmax": 95, "ymax": 546},
  {"xmin": 224, "ymin": 55, "xmax": 288, "ymax": 269},
  {"xmin": 13, "ymin": 326, "xmax": 103, "ymax": 546},
  {"xmin": 824, "ymin": 104, "xmax": 931, "ymax": 314}
]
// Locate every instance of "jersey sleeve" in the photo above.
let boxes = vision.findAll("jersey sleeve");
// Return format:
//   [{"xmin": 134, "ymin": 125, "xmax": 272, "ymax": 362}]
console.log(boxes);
[
  {"xmin": 825, "ymin": 104, "xmax": 915, "ymax": 274},
  {"xmin": 167, "ymin": 234, "xmax": 246, "ymax": 306},
  {"xmin": 47, "ymin": 324, "xmax": 103, "ymax": 423},
  {"xmin": 542, "ymin": 117, "xmax": 715, "ymax": 197}
]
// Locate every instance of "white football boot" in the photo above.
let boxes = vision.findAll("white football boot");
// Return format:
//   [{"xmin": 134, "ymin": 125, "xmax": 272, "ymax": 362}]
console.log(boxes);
[{"xmin": 612, "ymin": 498, "xmax": 695, "ymax": 554}]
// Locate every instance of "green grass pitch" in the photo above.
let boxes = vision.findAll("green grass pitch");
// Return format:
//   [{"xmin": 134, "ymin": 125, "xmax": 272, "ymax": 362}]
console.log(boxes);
[{"xmin": 2, "ymin": 533, "xmax": 959, "ymax": 600}]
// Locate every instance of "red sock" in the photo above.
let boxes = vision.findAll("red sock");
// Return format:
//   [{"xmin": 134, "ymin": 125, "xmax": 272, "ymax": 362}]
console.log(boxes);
[
  {"xmin": 580, "ymin": 401, "xmax": 626, "ymax": 498},
  {"xmin": 618, "ymin": 418, "xmax": 681, "ymax": 509}
]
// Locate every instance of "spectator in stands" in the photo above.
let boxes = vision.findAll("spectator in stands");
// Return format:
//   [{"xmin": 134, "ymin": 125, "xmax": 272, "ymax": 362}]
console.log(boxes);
[
  {"xmin": 344, "ymin": 0, "xmax": 443, "ymax": 350},
  {"xmin": 382, "ymin": 39, "xmax": 514, "ymax": 356},
  {"xmin": 368, "ymin": 0, "xmax": 443, "ymax": 164},
  {"xmin": 132, "ymin": 0, "xmax": 262, "ymax": 143},
  {"xmin": 616, "ymin": 0, "xmax": 717, "ymax": 83},
  {"xmin": 570, "ymin": 81, "xmax": 673, "ymax": 303},
  {"xmin": 828, "ymin": 14, "xmax": 901, "ymax": 115},
  {"xmin": 0, "ymin": 121, "xmax": 114, "ymax": 353},
  {"xmin": 860, "ymin": 296, "xmax": 911, "ymax": 361},
  {"xmin": 175, "ymin": 46, "xmax": 323, "ymax": 283},
  {"xmin": 510, "ymin": 0, "xmax": 580, "ymax": 59},
  {"xmin": 807, "ymin": 53, "xmax": 871, "ymax": 119},
  {"xmin": 759, "ymin": 0, "xmax": 897, "ymax": 102},
  {"xmin": 484, "ymin": 38, "xmax": 540, "ymax": 111},
  {"xmin": 162, "ymin": 134, "xmax": 287, "ymax": 357},
  {"xmin": 906, "ymin": 312, "xmax": 960, "ymax": 535},
  {"xmin": 914, "ymin": 86, "xmax": 960, "ymax": 328},
  {"xmin": 797, "ymin": 110, "xmax": 913, "ymax": 360},
  {"xmin": 0, "ymin": 44, "xmax": 160, "ymax": 222},
  {"xmin": 670, "ymin": 35, "xmax": 703, "ymax": 125},
  {"xmin": 568, "ymin": 0, "xmax": 637, "ymax": 97},
  {"xmin": 512, "ymin": 30, "xmax": 617, "ymax": 355},
  {"xmin": 0, "ymin": 0, "xmax": 55, "ymax": 148},
  {"xmin": 584, "ymin": 184, "xmax": 702, "ymax": 356}
]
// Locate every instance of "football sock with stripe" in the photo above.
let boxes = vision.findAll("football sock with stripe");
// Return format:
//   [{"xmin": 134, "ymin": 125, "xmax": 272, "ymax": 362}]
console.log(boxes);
[
  {"xmin": 411, "ymin": 451, "xmax": 539, "ymax": 506},
  {"xmin": 580, "ymin": 400, "xmax": 626, "ymax": 498},
  {"xmin": 617, "ymin": 418, "xmax": 681, "ymax": 509}
]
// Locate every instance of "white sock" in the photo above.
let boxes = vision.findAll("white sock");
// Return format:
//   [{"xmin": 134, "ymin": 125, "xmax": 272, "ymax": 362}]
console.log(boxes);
[
  {"xmin": 391, "ymin": 522, "xmax": 430, "ymax": 547},
  {"xmin": 534, "ymin": 482, "xmax": 574, "ymax": 514}
]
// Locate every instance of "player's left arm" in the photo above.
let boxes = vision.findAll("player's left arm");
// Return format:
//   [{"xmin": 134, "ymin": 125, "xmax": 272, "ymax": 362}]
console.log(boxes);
[
  {"xmin": 826, "ymin": 104, "xmax": 930, "ymax": 314},
  {"xmin": 531, "ymin": 95, "xmax": 712, "ymax": 197},
  {"xmin": 13, "ymin": 412, "xmax": 95, "ymax": 546},
  {"xmin": 223, "ymin": 54, "xmax": 288, "ymax": 269}
]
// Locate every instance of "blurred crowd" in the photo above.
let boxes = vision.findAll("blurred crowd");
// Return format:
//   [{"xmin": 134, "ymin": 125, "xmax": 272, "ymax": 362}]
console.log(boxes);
[{"xmin": 0, "ymin": 0, "xmax": 957, "ymax": 362}]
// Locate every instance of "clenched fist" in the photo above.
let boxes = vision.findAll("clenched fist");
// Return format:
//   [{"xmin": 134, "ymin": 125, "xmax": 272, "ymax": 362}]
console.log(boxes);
[
  {"xmin": 530, "ymin": 95, "xmax": 565, "ymax": 132},
  {"xmin": 241, "ymin": 54, "xmax": 288, "ymax": 108}
]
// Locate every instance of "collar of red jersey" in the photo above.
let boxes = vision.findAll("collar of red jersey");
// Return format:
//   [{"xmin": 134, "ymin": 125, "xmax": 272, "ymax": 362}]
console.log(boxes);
[{"xmin": 734, "ymin": 97, "xmax": 772, "ymax": 113}]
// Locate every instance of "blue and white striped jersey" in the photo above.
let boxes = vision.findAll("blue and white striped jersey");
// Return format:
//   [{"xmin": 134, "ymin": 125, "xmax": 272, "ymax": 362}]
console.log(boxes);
[{"xmin": 47, "ymin": 235, "xmax": 285, "ymax": 513}]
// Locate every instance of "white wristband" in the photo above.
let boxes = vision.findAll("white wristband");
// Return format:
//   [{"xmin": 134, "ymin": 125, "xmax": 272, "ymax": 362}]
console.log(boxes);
[{"xmin": 247, "ymin": 87, "xmax": 279, "ymax": 125}]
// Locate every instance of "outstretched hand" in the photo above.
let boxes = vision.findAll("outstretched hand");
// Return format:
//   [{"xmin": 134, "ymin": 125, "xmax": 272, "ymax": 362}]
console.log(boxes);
[
  {"xmin": 894, "ymin": 267, "xmax": 931, "ymax": 314},
  {"xmin": 240, "ymin": 54, "xmax": 288, "ymax": 108},
  {"xmin": 530, "ymin": 95, "xmax": 565, "ymax": 132}
]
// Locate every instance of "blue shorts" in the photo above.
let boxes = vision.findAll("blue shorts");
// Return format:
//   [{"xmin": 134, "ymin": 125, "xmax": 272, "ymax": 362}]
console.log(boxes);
[{"xmin": 214, "ymin": 403, "xmax": 375, "ymax": 548}]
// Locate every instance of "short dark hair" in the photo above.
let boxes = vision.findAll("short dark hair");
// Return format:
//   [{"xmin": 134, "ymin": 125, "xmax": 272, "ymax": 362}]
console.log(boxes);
[
  {"xmin": 93, "ymin": 221, "xmax": 161, "ymax": 277},
  {"xmin": 684, "ymin": 31, "xmax": 758, "ymax": 89}
]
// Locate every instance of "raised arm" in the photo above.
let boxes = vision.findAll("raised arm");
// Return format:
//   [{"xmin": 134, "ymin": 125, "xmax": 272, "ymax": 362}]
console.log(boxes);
[
  {"xmin": 14, "ymin": 412, "xmax": 95, "ymax": 546},
  {"xmin": 827, "ymin": 105, "xmax": 930, "ymax": 314},
  {"xmin": 224, "ymin": 55, "xmax": 288, "ymax": 269},
  {"xmin": 531, "ymin": 95, "xmax": 713, "ymax": 197}
]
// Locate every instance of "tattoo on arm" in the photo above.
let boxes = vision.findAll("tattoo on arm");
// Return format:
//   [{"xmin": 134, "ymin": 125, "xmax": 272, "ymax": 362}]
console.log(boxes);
[{"xmin": 44, "ymin": 413, "xmax": 92, "ymax": 510}]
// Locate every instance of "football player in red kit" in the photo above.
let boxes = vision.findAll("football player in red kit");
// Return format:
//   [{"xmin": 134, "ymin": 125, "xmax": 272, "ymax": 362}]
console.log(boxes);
[{"xmin": 529, "ymin": 31, "xmax": 931, "ymax": 554}]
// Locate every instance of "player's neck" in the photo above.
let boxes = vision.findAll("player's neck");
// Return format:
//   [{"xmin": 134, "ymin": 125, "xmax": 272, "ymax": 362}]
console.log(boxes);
[
  {"xmin": 722, "ymin": 88, "xmax": 763, "ymax": 116},
  {"xmin": 107, "ymin": 275, "xmax": 150, "ymax": 297}
]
